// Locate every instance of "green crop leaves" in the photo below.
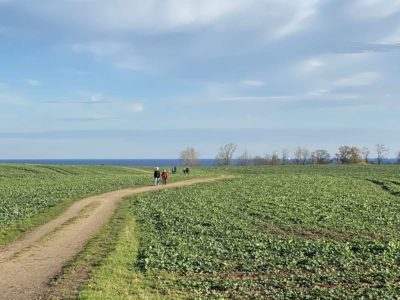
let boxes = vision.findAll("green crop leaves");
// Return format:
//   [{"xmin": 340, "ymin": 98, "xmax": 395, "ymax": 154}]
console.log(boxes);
[
  {"xmin": 131, "ymin": 166, "xmax": 400, "ymax": 299},
  {"xmin": 0, "ymin": 164, "xmax": 149, "ymax": 229}
]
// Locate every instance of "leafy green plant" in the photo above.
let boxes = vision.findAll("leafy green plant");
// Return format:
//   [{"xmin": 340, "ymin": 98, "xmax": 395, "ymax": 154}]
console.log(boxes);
[{"xmin": 130, "ymin": 166, "xmax": 400, "ymax": 298}]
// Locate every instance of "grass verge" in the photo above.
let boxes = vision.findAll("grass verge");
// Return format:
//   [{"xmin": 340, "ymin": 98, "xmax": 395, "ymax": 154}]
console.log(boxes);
[
  {"xmin": 46, "ymin": 196, "xmax": 165, "ymax": 299},
  {"xmin": 76, "ymin": 197, "xmax": 169, "ymax": 299}
]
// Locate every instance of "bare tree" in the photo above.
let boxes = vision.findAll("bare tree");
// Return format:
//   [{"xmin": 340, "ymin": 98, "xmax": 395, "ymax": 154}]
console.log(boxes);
[
  {"xmin": 376, "ymin": 144, "xmax": 389, "ymax": 165},
  {"xmin": 253, "ymin": 155, "xmax": 267, "ymax": 166},
  {"xmin": 237, "ymin": 151, "xmax": 251, "ymax": 166},
  {"xmin": 336, "ymin": 146, "xmax": 362, "ymax": 164},
  {"xmin": 281, "ymin": 148, "xmax": 290, "ymax": 165},
  {"xmin": 311, "ymin": 150, "xmax": 330, "ymax": 164},
  {"xmin": 294, "ymin": 147, "xmax": 310, "ymax": 165},
  {"xmin": 336, "ymin": 146, "xmax": 349, "ymax": 164},
  {"xmin": 215, "ymin": 143, "xmax": 237, "ymax": 166},
  {"xmin": 265, "ymin": 151, "xmax": 281, "ymax": 165},
  {"xmin": 361, "ymin": 147, "xmax": 370, "ymax": 164},
  {"xmin": 294, "ymin": 147, "xmax": 301, "ymax": 165},
  {"xmin": 300, "ymin": 148, "xmax": 310, "ymax": 165},
  {"xmin": 180, "ymin": 147, "xmax": 199, "ymax": 166}
]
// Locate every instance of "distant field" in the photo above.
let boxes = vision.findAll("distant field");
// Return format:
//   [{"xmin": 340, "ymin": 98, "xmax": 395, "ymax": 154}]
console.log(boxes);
[
  {"xmin": 81, "ymin": 165, "xmax": 400, "ymax": 299},
  {"xmin": 0, "ymin": 164, "xmax": 212, "ymax": 245},
  {"xmin": 0, "ymin": 164, "xmax": 148, "ymax": 244},
  {"xmin": 0, "ymin": 165, "xmax": 145, "ymax": 227}
]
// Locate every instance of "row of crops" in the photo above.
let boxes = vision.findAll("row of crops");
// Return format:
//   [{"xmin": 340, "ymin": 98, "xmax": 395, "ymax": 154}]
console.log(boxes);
[
  {"xmin": 0, "ymin": 164, "xmax": 153, "ymax": 229},
  {"xmin": 130, "ymin": 166, "xmax": 400, "ymax": 298}
]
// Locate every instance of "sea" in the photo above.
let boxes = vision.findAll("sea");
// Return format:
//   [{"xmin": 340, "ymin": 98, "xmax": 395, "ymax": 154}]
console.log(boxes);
[{"xmin": 0, "ymin": 159, "xmax": 218, "ymax": 167}]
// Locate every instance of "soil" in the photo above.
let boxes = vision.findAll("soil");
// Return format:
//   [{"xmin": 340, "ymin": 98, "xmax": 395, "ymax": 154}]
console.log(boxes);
[{"xmin": 0, "ymin": 176, "xmax": 227, "ymax": 299}]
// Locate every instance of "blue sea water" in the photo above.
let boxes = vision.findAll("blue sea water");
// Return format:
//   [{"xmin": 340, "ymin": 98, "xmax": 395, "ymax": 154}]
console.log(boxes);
[{"xmin": 0, "ymin": 159, "xmax": 217, "ymax": 167}]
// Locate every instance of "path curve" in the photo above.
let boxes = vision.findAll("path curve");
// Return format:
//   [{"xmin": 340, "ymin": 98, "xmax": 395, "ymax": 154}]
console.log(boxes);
[{"xmin": 0, "ymin": 176, "xmax": 229, "ymax": 299}]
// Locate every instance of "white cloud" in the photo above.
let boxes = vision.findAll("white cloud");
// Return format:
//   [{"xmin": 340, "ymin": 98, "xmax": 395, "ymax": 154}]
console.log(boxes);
[
  {"xmin": 27, "ymin": 79, "xmax": 40, "ymax": 86},
  {"xmin": 2, "ymin": 0, "xmax": 324, "ymax": 79},
  {"xmin": 307, "ymin": 88, "xmax": 331, "ymax": 96},
  {"xmin": 274, "ymin": 0, "xmax": 319, "ymax": 39},
  {"xmin": 333, "ymin": 72, "xmax": 381, "ymax": 87},
  {"xmin": 90, "ymin": 93, "xmax": 103, "ymax": 102},
  {"xmin": 71, "ymin": 41, "xmax": 126, "ymax": 57},
  {"xmin": 71, "ymin": 41, "xmax": 149, "ymax": 71},
  {"xmin": 0, "ymin": 90, "xmax": 26, "ymax": 105},
  {"xmin": 0, "ymin": 83, "xmax": 27, "ymax": 105},
  {"xmin": 381, "ymin": 27, "xmax": 400, "ymax": 44},
  {"xmin": 240, "ymin": 80, "xmax": 265, "ymax": 87},
  {"xmin": 299, "ymin": 58, "xmax": 325, "ymax": 71},
  {"xmin": 43, "ymin": 91, "xmax": 145, "ymax": 115},
  {"xmin": 217, "ymin": 96, "xmax": 293, "ymax": 102},
  {"xmin": 13, "ymin": 0, "xmax": 322, "ymax": 39},
  {"xmin": 175, "ymin": 95, "xmax": 294, "ymax": 104},
  {"xmin": 19, "ymin": 0, "xmax": 244, "ymax": 34},
  {"xmin": 349, "ymin": 0, "xmax": 400, "ymax": 19},
  {"xmin": 130, "ymin": 103, "xmax": 145, "ymax": 113}
]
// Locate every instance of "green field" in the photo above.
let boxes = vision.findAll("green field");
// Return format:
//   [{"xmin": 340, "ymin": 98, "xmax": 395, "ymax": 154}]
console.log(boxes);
[
  {"xmin": 0, "ymin": 164, "xmax": 144, "ymax": 244},
  {"xmin": 79, "ymin": 165, "xmax": 400, "ymax": 299},
  {"xmin": 0, "ymin": 164, "xmax": 211, "ymax": 245},
  {"xmin": 2, "ymin": 164, "xmax": 400, "ymax": 299}
]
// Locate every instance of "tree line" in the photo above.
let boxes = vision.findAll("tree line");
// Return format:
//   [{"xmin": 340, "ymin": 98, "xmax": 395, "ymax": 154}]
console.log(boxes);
[{"xmin": 180, "ymin": 144, "xmax": 400, "ymax": 166}]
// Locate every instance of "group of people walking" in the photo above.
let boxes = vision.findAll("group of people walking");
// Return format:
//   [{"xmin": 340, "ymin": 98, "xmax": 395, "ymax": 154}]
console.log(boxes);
[
  {"xmin": 153, "ymin": 166, "xmax": 190, "ymax": 186},
  {"xmin": 153, "ymin": 167, "xmax": 169, "ymax": 186}
]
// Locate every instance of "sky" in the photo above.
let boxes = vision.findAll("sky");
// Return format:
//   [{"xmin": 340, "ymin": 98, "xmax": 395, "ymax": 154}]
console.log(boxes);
[{"xmin": 0, "ymin": 0, "xmax": 400, "ymax": 159}]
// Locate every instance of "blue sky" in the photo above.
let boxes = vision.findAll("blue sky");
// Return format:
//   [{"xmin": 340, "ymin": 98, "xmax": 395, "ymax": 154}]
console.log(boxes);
[{"xmin": 0, "ymin": 0, "xmax": 399, "ymax": 159}]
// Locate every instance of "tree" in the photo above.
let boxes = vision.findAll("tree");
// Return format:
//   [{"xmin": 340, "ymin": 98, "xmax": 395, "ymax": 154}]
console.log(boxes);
[
  {"xmin": 294, "ymin": 147, "xmax": 310, "ymax": 165},
  {"xmin": 336, "ymin": 146, "xmax": 362, "ymax": 164},
  {"xmin": 361, "ymin": 147, "xmax": 370, "ymax": 164},
  {"xmin": 281, "ymin": 148, "xmax": 290, "ymax": 165},
  {"xmin": 269, "ymin": 151, "xmax": 280, "ymax": 165},
  {"xmin": 336, "ymin": 146, "xmax": 350, "ymax": 164},
  {"xmin": 253, "ymin": 155, "xmax": 267, "ymax": 166},
  {"xmin": 397, "ymin": 151, "xmax": 400, "ymax": 164},
  {"xmin": 311, "ymin": 150, "xmax": 330, "ymax": 164},
  {"xmin": 180, "ymin": 147, "xmax": 199, "ymax": 166},
  {"xmin": 215, "ymin": 143, "xmax": 237, "ymax": 166},
  {"xmin": 294, "ymin": 147, "xmax": 302, "ymax": 165},
  {"xmin": 301, "ymin": 148, "xmax": 310, "ymax": 165},
  {"xmin": 237, "ymin": 151, "xmax": 251, "ymax": 166},
  {"xmin": 264, "ymin": 152, "xmax": 280, "ymax": 165},
  {"xmin": 375, "ymin": 144, "xmax": 389, "ymax": 165}
]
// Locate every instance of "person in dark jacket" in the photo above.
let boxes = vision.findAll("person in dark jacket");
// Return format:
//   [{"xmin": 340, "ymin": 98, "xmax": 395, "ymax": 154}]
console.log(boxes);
[{"xmin": 154, "ymin": 167, "xmax": 161, "ymax": 186}]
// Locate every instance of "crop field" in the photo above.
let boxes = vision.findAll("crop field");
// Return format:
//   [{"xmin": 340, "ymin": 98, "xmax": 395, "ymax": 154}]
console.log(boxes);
[
  {"xmin": 0, "ymin": 164, "xmax": 151, "ymax": 244},
  {"xmin": 0, "ymin": 164, "xmax": 211, "ymax": 245},
  {"xmin": 0, "ymin": 164, "xmax": 218, "ymax": 244},
  {"xmin": 81, "ymin": 165, "xmax": 400, "ymax": 299}
]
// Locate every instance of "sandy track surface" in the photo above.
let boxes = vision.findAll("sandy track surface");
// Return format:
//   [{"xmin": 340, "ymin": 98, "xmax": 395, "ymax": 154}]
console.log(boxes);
[{"xmin": 0, "ymin": 176, "xmax": 227, "ymax": 300}]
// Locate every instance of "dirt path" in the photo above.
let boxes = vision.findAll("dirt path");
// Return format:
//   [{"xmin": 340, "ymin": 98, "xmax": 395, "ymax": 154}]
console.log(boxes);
[{"xmin": 0, "ymin": 176, "xmax": 229, "ymax": 300}]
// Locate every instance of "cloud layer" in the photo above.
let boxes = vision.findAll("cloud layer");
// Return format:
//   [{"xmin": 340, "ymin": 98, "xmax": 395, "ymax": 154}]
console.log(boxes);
[{"xmin": 0, "ymin": 0, "xmax": 400, "ymax": 157}]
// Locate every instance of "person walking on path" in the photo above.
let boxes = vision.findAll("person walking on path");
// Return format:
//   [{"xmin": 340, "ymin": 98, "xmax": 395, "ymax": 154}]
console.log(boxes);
[
  {"xmin": 154, "ymin": 167, "xmax": 161, "ymax": 186},
  {"xmin": 161, "ymin": 169, "xmax": 169, "ymax": 185}
]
